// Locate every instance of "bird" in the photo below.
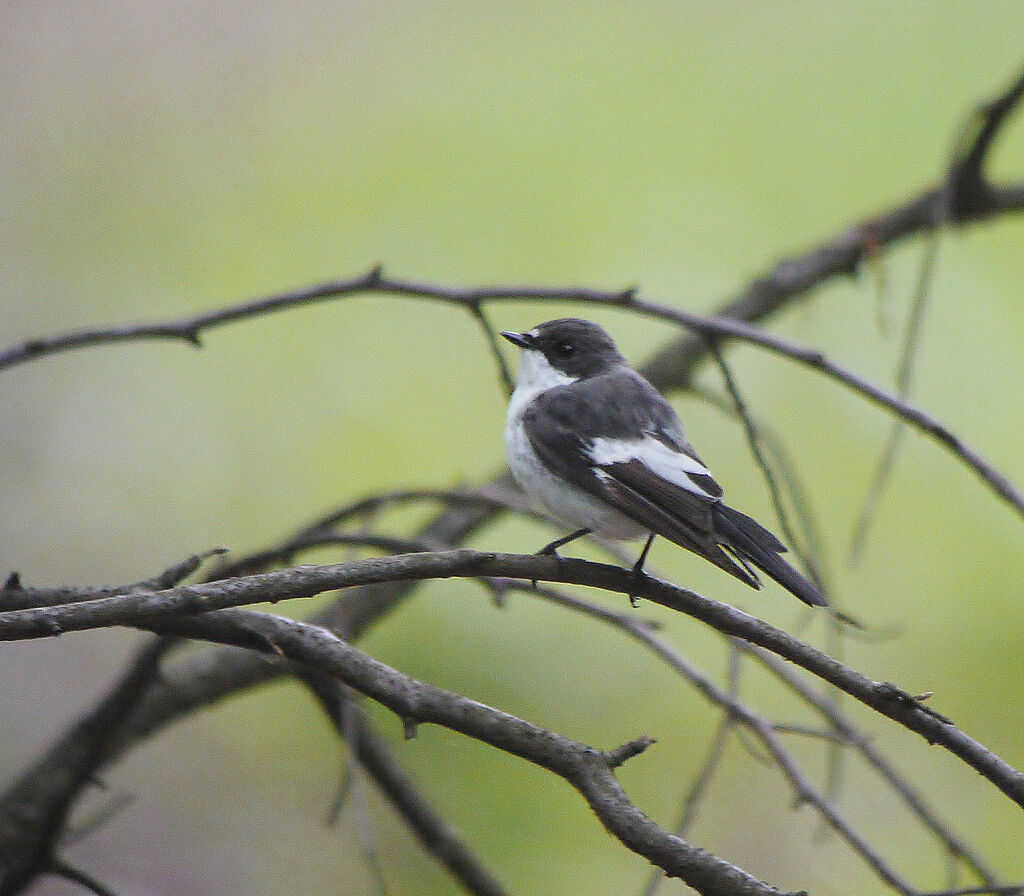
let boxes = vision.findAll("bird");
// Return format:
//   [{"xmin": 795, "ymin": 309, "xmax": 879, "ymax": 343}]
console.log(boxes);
[{"xmin": 500, "ymin": 318, "xmax": 826, "ymax": 607}]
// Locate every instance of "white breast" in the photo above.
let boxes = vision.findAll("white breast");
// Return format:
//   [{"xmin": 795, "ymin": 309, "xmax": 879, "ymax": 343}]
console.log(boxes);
[{"xmin": 504, "ymin": 350, "xmax": 646, "ymax": 541}]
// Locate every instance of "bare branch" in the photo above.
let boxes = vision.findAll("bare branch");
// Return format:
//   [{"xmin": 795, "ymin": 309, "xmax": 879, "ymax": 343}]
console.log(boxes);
[
  {"xmin": 3, "ymin": 66, "xmax": 1022, "ymax": 896},
  {"xmin": 587, "ymin": 605, "xmax": 917, "ymax": 893},
  {"xmin": 850, "ymin": 229, "xmax": 942, "ymax": 563},
  {"xmin": 2, "ymin": 549, "xmax": 1022, "ymax": 812},
  {"xmin": 706, "ymin": 340, "xmax": 827, "ymax": 597},
  {"xmin": 150, "ymin": 607, "xmax": 783, "ymax": 896},
  {"xmin": 626, "ymin": 296, "xmax": 1024, "ymax": 523},
  {"xmin": 948, "ymin": 67, "xmax": 1024, "ymax": 216},
  {"xmin": 208, "ymin": 486, "xmax": 527, "ymax": 580},
  {"xmin": 644, "ymin": 64, "xmax": 1024, "ymax": 390},
  {"xmin": 741, "ymin": 644, "xmax": 999, "ymax": 884},
  {"xmin": 1, "ymin": 549, "xmax": 225, "ymax": 612},
  {"xmin": 0, "ymin": 638, "xmax": 170, "ymax": 895},
  {"xmin": 48, "ymin": 861, "xmax": 118, "ymax": 896},
  {"xmin": 467, "ymin": 301, "xmax": 515, "ymax": 397},
  {"xmin": 921, "ymin": 886, "xmax": 1024, "ymax": 896},
  {"xmin": 5, "ymin": 270, "xmax": 1023, "ymax": 529}
]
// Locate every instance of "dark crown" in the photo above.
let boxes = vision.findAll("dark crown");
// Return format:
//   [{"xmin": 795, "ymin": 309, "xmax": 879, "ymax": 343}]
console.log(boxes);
[{"xmin": 527, "ymin": 318, "xmax": 627, "ymax": 378}]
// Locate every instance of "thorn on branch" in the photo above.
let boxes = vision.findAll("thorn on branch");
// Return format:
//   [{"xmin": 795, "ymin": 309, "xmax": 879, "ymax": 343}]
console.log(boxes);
[
  {"xmin": 616, "ymin": 285, "xmax": 639, "ymax": 305},
  {"xmin": 874, "ymin": 682, "xmax": 953, "ymax": 727},
  {"xmin": 606, "ymin": 735, "xmax": 656, "ymax": 768},
  {"xmin": 402, "ymin": 717, "xmax": 418, "ymax": 740},
  {"xmin": 366, "ymin": 263, "xmax": 384, "ymax": 286},
  {"xmin": 4, "ymin": 571, "xmax": 23, "ymax": 591},
  {"xmin": 146, "ymin": 547, "xmax": 229, "ymax": 591},
  {"xmin": 483, "ymin": 576, "xmax": 510, "ymax": 608}
]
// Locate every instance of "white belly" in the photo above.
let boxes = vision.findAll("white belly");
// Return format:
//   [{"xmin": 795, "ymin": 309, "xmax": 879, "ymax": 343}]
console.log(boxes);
[{"xmin": 505, "ymin": 416, "xmax": 646, "ymax": 541}]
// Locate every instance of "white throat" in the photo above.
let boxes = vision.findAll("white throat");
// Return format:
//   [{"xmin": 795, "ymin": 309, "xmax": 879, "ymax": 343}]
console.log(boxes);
[{"xmin": 506, "ymin": 349, "xmax": 577, "ymax": 424}]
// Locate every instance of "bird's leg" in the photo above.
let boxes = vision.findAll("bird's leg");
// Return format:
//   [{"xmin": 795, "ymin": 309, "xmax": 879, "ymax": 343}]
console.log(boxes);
[
  {"xmin": 533, "ymin": 528, "xmax": 591, "ymax": 588},
  {"xmin": 628, "ymin": 534, "xmax": 657, "ymax": 607},
  {"xmin": 537, "ymin": 528, "xmax": 592, "ymax": 556}
]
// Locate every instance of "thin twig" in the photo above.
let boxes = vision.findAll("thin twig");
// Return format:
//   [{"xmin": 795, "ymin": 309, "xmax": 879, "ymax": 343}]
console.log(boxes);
[
  {"xmin": 593, "ymin": 608, "xmax": 918, "ymax": 893},
  {"xmin": 741, "ymin": 642, "xmax": 999, "ymax": 884},
  {"xmin": 921, "ymin": 886, "xmax": 1024, "ymax": 896},
  {"xmin": 850, "ymin": 228, "xmax": 943, "ymax": 563},
  {"xmin": 147, "ymin": 606, "xmax": 779, "ymax": 896},
  {"xmin": 60, "ymin": 793, "xmax": 137, "ymax": 847},
  {"xmin": 468, "ymin": 302, "xmax": 515, "ymax": 397},
  {"xmin": 48, "ymin": 861, "xmax": 118, "ymax": 896},
  {"xmin": 706, "ymin": 339, "xmax": 827, "ymax": 598},
  {"xmin": 1, "ymin": 549, "xmax": 226, "ymax": 612},
  {"xmin": 304, "ymin": 674, "xmax": 511, "ymax": 896},
  {"xmin": 627, "ymin": 295, "xmax": 1024, "ymax": 523},
  {"xmin": 690, "ymin": 381, "xmax": 830, "ymax": 576},
  {"xmin": 5, "ymin": 269, "xmax": 1022, "ymax": 528},
  {"xmin": 209, "ymin": 487, "xmax": 527, "ymax": 580},
  {"xmin": 640, "ymin": 716, "xmax": 734, "ymax": 896}
]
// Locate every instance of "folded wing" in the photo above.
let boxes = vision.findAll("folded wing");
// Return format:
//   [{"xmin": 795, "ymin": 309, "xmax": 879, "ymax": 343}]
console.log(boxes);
[
  {"xmin": 523, "ymin": 375, "xmax": 761, "ymax": 587},
  {"xmin": 523, "ymin": 372, "xmax": 827, "ymax": 606}
]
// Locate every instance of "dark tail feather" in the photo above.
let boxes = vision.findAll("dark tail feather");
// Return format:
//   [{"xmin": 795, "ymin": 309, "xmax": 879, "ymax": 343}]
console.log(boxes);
[{"xmin": 712, "ymin": 503, "xmax": 827, "ymax": 607}]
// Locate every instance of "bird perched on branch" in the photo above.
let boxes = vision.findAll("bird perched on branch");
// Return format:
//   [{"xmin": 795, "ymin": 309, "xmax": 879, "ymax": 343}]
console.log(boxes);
[{"xmin": 501, "ymin": 318, "xmax": 826, "ymax": 607}]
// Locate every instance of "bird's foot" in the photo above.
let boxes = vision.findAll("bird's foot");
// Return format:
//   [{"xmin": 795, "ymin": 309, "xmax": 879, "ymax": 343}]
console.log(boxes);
[
  {"xmin": 532, "ymin": 529, "xmax": 591, "ymax": 588},
  {"xmin": 627, "ymin": 534, "xmax": 656, "ymax": 608},
  {"xmin": 627, "ymin": 566, "xmax": 645, "ymax": 608},
  {"xmin": 532, "ymin": 543, "xmax": 561, "ymax": 590}
]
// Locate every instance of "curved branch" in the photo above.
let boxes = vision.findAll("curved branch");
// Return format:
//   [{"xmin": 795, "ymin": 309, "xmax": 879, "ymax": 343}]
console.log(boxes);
[
  {"xmin": 4, "ymin": 269, "xmax": 1022, "ymax": 526},
  {"xmin": 3, "ymin": 67, "xmax": 1022, "ymax": 896},
  {"xmin": 538, "ymin": 584, "xmax": 915, "ymax": 893},
  {"xmin": 2, "ymin": 549, "xmax": 1022, "ymax": 811},
  {"xmin": 739, "ymin": 643, "xmax": 998, "ymax": 882},
  {"xmin": 0, "ymin": 638, "xmax": 170, "ymax": 894},
  {"xmin": 142, "ymin": 606, "xmax": 787, "ymax": 896}
]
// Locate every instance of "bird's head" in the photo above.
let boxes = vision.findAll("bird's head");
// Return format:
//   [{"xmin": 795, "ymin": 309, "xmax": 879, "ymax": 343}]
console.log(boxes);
[{"xmin": 501, "ymin": 318, "xmax": 627, "ymax": 382}]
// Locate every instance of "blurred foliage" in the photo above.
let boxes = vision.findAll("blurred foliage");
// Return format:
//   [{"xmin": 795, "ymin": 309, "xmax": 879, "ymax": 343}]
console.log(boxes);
[{"xmin": 2, "ymin": 3, "xmax": 1024, "ymax": 894}]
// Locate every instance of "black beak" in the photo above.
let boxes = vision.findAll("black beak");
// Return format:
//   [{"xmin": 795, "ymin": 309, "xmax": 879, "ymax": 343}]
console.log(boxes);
[{"xmin": 500, "ymin": 330, "xmax": 534, "ymax": 349}]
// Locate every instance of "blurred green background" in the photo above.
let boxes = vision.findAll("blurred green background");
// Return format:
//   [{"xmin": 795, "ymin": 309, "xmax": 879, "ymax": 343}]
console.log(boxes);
[{"xmin": 2, "ymin": 3, "xmax": 1024, "ymax": 894}]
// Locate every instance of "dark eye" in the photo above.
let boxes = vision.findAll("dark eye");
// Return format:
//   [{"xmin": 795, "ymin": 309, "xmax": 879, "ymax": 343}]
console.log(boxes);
[{"xmin": 555, "ymin": 341, "xmax": 575, "ymax": 357}]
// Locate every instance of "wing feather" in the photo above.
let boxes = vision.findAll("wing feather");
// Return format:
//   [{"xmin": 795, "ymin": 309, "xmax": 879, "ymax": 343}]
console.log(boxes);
[{"xmin": 523, "ymin": 379, "xmax": 759, "ymax": 587}]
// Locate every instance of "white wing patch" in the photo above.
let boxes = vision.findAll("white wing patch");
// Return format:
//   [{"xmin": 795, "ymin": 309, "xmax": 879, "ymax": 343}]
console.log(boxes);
[{"xmin": 589, "ymin": 436, "xmax": 718, "ymax": 498}]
